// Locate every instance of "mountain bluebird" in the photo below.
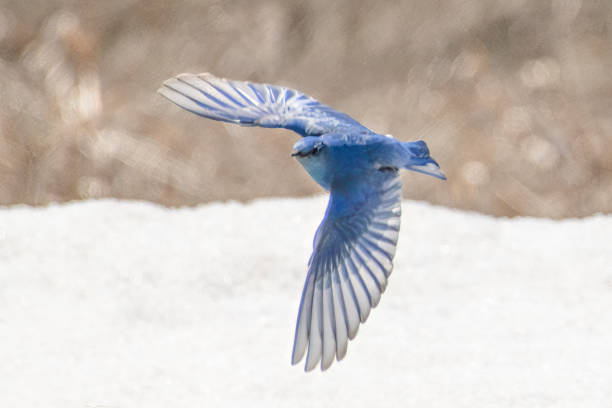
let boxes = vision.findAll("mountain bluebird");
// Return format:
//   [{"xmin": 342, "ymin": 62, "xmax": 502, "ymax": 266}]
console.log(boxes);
[{"xmin": 158, "ymin": 73, "xmax": 445, "ymax": 371}]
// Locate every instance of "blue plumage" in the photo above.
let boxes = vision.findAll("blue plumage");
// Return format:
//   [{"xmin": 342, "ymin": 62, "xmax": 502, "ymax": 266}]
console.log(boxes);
[{"xmin": 159, "ymin": 73, "xmax": 446, "ymax": 371}]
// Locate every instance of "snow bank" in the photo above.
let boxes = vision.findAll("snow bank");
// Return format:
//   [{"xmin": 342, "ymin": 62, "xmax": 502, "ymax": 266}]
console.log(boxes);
[{"xmin": 1, "ymin": 198, "xmax": 611, "ymax": 407}]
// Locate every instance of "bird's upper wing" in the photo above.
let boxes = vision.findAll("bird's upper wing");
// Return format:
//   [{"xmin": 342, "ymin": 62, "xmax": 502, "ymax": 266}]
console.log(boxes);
[
  {"xmin": 292, "ymin": 170, "xmax": 402, "ymax": 371},
  {"xmin": 158, "ymin": 73, "xmax": 371, "ymax": 137}
]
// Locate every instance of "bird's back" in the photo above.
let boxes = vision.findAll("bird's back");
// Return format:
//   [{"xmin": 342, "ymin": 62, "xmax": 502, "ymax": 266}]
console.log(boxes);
[
  {"xmin": 323, "ymin": 133, "xmax": 403, "ymax": 176},
  {"xmin": 293, "ymin": 132, "xmax": 401, "ymax": 191}
]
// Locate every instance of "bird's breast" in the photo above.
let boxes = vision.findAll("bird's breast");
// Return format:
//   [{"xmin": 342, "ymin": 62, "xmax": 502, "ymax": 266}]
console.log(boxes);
[{"xmin": 296, "ymin": 156, "xmax": 332, "ymax": 191}]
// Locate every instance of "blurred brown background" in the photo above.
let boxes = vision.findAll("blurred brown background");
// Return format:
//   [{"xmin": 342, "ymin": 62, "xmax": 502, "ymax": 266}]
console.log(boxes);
[{"xmin": 1, "ymin": 0, "xmax": 611, "ymax": 217}]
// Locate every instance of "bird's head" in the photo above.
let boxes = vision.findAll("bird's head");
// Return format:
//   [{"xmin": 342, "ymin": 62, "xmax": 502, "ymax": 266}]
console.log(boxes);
[
  {"xmin": 291, "ymin": 137, "xmax": 331, "ymax": 189},
  {"xmin": 291, "ymin": 137, "xmax": 327, "ymax": 160}
]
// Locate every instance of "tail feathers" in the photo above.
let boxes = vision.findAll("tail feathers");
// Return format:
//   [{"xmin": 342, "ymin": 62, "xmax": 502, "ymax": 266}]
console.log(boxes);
[{"xmin": 401, "ymin": 141, "xmax": 446, "ymax": 180}]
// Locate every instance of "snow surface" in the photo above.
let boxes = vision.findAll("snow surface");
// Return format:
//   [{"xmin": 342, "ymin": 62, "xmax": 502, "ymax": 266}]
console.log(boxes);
[{"xmin": 1, "ymin": 197, "xmax": 611, "ymax": 407}]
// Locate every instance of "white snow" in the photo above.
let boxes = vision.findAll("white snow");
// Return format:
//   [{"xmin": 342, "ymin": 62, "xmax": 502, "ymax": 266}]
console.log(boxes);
[{"xmin": 1, "ymin": 197, "xmax": 611, "ymax": 407}]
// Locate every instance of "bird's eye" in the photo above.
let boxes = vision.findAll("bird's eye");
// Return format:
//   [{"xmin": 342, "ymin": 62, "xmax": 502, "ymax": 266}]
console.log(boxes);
[{"xmin": 311, "ymin": 142, "xmax": 325, "ymax": 156}]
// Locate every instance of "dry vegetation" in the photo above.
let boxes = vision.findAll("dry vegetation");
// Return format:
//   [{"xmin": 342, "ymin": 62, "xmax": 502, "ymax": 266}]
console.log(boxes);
[{"xmin": 1, "ymin": 0, "xmax": 611, "ymax": 217}]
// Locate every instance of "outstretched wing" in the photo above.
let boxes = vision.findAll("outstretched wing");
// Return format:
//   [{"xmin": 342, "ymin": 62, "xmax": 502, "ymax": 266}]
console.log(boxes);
[
  {"xmin": 158, "ymin": 73, "xmax": 371, "ymax": 137},
  {"xmin": 292, "ymin": 170, "xmax": 402, "ymax": 371}
]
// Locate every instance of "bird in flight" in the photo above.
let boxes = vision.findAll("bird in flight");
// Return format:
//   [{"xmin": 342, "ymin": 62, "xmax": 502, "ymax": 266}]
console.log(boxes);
[{"xmin": 158, "ymin": 73, "xmax": 446, "ymax": 371}]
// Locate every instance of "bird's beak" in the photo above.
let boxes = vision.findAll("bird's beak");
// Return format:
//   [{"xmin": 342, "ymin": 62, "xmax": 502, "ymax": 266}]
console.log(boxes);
[{"xmin": 407, "ymin": 158, "xmax": 447, "ymax": 180}]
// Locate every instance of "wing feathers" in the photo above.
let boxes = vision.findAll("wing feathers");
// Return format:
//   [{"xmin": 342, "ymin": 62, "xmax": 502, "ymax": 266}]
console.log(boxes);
[
  {"xmin": 159, "ymin": 73, "xmax": 371, "ymax": 137},
  {"xmin": 291, "ymin": 269, "xmax": 315, "ymax": 365},
  {"xmin": 321, "ymin": 267, "xmax": 336, "ymax": 370},
  {"xmin": 339, "ymin": 259, "xmax": 361, "ymax": 340},
  {"xmin": 304, "ymin": 264, "xmax": 323, "ymax": 371},
  {"xmin": 345, "ymin": 254, "xmax": 372, "ymax": 322},
  {"xmin": 292, "ymin": 173, "xmax": 402, "ymax": 370},
  {"xmin": 330, "ymin": 264, "xmax": 349, "ymax": 360}
]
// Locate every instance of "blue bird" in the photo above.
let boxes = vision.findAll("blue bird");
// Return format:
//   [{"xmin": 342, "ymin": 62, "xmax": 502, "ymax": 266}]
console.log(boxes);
[{"xmin": 158, "ymin": 73, "xmax": 446, "ymax": 371}]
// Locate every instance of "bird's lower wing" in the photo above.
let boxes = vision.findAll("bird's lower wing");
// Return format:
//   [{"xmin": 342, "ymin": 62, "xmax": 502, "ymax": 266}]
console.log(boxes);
[
  {"xmin": 292, "ymin": 171, "xmax": 402, "ymax": 371},
  {"xmin": 158, "ymin": 73, "xmax": 371, "ymax": 137}
]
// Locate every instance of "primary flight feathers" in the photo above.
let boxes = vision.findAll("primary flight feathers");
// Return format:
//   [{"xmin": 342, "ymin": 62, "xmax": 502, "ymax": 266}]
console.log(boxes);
[
  {"xmin": 158, "ymin": 73, "xmax": 445, "ymax": 371},
  {"xmin": 292, "ymin": 172, "xmax": 402, "ymax": 370},
  {"xmin": 158, "ymin": 73, "xmax": 369, "ymax": 137}
]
